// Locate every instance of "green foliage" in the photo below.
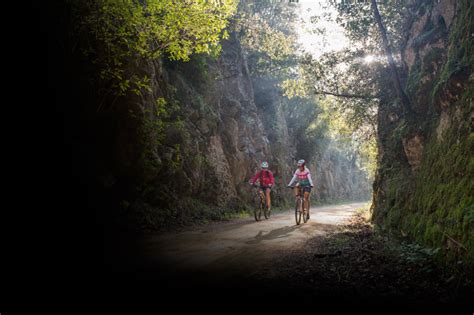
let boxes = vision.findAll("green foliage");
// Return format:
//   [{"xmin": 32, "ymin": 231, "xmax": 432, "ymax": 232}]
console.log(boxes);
[
  {"xmin": 281, "ymin": 47, "xmax": 379, "ymax": 139},
  {"xmin": 397, "ymin": 243, "xmax": 441, "ymax": 265},
  {"xmin": 332, "ymin": 0, "xmax": 375, "ymax": 44},
  {"xmin": 302, "ymin": 0, "xmax": 419, "ymax": 134},
  {"xmin": 281, "ymin": 77, "xmax": 308, "ymax": 98},
  {"xmin": 236, "ymin": 0, "xmax": 299, "ymax": 77},
  {"xmin": 238, "ymin": 14, "xmax": 294, "ymax": 61},
  {"xmin": 358, "ymin": 136, "xmax": 378, "ymax": 181},
  {"xmin": 129, "ymin": 95, "xmax": 184, "ymax": 178},
  {"xmin": 332, "ymin": 0, "xmax": 409, "ymax": 50},
  {"xmin": 73, "ymin": 0, "xmax": 237, "ymax": 97},
  {"xmin": 295, "ymin": 108, "xmax": 327, "ymax": 162}
]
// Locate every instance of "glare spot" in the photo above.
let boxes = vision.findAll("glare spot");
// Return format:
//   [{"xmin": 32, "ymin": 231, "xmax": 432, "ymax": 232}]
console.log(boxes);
[{"xmin": 364, "ymin": 55, "xmax": 375, "ymax": 63}]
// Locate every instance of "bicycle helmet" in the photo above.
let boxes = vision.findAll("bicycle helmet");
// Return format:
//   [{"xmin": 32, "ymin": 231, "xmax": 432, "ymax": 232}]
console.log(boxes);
[
  {"xmin": 297, "ymin": 159, "xmax": 305, "ymax": 166},
  {"xmin": 261, "ymin": 161, "xmax": 269, "ymax": 169}
]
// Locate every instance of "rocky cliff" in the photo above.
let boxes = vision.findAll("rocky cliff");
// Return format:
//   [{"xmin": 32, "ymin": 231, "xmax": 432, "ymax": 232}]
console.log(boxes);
[
  {"xmin": 50, "ymin": 1, "xmax": 372, "ymax": 231},
  {"xmin": 88, "ymin": 32, "xmax": 371, "ymax": 229},
  {"xmin": 372, "ymin": 0, "xmax": 473, "ymax": 267}
]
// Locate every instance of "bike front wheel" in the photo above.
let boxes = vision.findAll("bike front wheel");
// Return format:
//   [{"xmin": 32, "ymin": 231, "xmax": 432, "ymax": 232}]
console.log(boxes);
[
  {"xmin": 295, "ymin": 198, "xmax": 302, "ymax": 225},
  {"xmin": 264, "ymin": 206, "xmax": 271, "ymax": 219},
  {"xmin": 254, "ymin": 195, "xmax": 263, "ymax": 221}
]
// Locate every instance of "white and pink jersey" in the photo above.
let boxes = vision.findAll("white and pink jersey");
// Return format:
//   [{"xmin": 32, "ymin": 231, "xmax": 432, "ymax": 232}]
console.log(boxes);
[{"xmin": 288, "ymin": 167, "xmax": 314, "ymax": 187}]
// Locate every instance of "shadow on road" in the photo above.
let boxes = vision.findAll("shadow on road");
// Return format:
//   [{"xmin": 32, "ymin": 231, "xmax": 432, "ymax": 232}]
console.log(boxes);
[{"xmin": 245, "ymin": 224, "xmax": 302, "ymax": 244}]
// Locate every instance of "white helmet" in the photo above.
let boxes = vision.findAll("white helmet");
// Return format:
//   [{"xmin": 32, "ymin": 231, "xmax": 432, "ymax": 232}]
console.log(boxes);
[
  {"xmin": 261, "ymin": 161, "xmax": 269, "ymax": 169},
  {"xmin": 297, "ymin": 159, "xmax": 305, "ymax": 166}
]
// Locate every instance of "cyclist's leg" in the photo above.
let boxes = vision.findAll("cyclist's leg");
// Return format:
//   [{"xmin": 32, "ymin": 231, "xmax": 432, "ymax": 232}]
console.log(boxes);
[
  {"xmin": 258, "ymin": 187, "xmax": 265, "ymax": 201},
  {"xmin": 294, "ymin": 184, "xmax": 300, "ymax": 197},
  {"xmin": 303, "ymin": 188, "xmax": 310, "ymax": 212},
  {"xmin": 265, "ymin": 187, "xmax": 271, "ymax": 210}
]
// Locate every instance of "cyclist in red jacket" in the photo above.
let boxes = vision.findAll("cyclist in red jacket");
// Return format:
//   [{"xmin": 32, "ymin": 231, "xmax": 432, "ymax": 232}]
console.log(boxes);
[{"xmin": 249, "ymin": 161, "xmax": 275, "ymax": 212}]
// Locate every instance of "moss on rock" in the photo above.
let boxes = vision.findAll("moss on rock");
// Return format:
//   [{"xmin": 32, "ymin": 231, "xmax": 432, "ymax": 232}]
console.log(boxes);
[{"xmin": 373, "ymin": 0, "xmax": 474, "ymax": 271}]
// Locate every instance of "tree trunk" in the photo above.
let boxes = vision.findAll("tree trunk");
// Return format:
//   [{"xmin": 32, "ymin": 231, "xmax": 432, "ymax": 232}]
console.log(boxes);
[{"xmin": 371, "ymin": 0, "xmax": 412, "ymax": 114}]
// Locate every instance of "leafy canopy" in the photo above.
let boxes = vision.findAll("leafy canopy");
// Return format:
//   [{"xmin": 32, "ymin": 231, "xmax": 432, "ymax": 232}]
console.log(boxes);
[
  {"xmin": 235, "ymin": 0, "xmax": 299, "ymax": 77},
  {"xmin": 75, "ymin": 0, "xmax": 237, "ymax": 96}
]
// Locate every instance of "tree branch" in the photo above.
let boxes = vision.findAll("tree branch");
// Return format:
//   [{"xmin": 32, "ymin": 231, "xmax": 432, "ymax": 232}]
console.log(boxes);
[
  {"xmin": 313, "ymin": 89, "xmax": 379, "ymax": 99},
  {"xmin": 371, "ymin": 0, "xmax": 412, "ymax": 113}
]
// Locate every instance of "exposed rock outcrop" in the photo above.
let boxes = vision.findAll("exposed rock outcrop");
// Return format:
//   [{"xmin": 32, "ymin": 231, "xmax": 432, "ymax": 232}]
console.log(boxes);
[
  {"xmin": 71, "ymin": 23, "xmax": 371, "ymax": 229},
  {"xmin": 372, "ymin": 0, "xmax": 474, "ymax": 267}
]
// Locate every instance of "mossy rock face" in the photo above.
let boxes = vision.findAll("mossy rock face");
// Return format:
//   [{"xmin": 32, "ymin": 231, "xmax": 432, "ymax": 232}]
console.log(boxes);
[
  {"xmin": 373, "ymin": 0, "xmax": 474, "ymax": 270},
  {"xmin": 376, "ymin": 99, "xmax": 474, "ymax": 267}
]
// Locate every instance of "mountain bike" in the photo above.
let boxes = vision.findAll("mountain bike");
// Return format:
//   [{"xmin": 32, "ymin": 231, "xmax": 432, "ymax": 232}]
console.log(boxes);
[
  {"xmin": 288, "ymin": 185, "xmax": 310, "ymax": 225},
  {"xmin": 253, "ymin": 185, "xmax": 271, "ymax": 221}
]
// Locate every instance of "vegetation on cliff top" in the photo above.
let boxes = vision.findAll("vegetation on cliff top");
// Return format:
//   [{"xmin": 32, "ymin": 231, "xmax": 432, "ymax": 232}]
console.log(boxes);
[{"xmin": 72, "ymin": 0, "xmax": 237, "ymax": 98}]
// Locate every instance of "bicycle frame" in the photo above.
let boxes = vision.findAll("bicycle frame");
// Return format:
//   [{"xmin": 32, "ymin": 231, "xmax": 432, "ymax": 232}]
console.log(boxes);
[
  {"xmin": 253, "ymin": 185, "xmax": 271, "ymax": 221},
  {"xmin": 256, "ymin": 187, "xmax": 266, "ymax": 205},
  {"xmin": 289, "ymin": 185, "xmax": 310, "ymax": 224}
]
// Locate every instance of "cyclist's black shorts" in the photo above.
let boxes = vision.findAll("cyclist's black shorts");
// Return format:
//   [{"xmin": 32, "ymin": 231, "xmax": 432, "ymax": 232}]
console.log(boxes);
[
  {"xmin": 259, "ymin": 186, "xmax": 272, "ymax": 191},
  {"xmin": 300, "ymin": 186, "xmax": 312, "ymax": 193}
]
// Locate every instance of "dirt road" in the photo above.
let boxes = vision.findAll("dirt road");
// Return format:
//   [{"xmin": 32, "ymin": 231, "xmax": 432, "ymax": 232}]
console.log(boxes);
[
  {"xmin": 137, "ymin": 202, "xmax": 368, "ymax": 283},
  {"xmin": 104, "ymin": 201, "xmax": 472, "ymax": 312}
]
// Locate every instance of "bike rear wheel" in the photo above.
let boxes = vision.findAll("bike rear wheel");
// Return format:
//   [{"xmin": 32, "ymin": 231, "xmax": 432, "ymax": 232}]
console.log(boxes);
[
  {"xmin": 295, "ymin": 198, "xmax": 302, "ymax": 225},
  {"xmin": 254, "ymin": 195, "xmax": 263, "ymax": 221},
  {"xmin": 264, "ymin": 196, "xmax": 271, "ymax": 219},
  {"xmin": 264, "ymin": 207, "xmax": 271, "ymax": 219},
  {"xmin": 262, "ymin": 190, "xmax": 271, "ymax": 219},
  {"xmin": 302, "ymin": 198, "xmax": 310, "ymax": 223}
]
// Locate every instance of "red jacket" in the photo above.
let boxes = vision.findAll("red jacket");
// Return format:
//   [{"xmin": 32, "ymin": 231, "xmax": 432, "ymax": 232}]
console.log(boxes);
[{"xmin": 250, "ymin": 170, "xmax": 275, "ymax": 187}]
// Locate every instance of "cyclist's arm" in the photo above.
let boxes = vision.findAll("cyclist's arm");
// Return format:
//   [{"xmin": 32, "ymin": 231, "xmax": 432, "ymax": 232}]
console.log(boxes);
[
  {"xmin": 269, "ymin": 171, "xmax": 275, "ymax": 186},
  {"xmin": 308, "ymin": 172, "xmax": 314, "ymax": 187},
  {"xmin": 249, "ymin": 171, "xmax": 260, "ymax": 185},
  {"xmin": 287, "ymin": 172, "xmax": 297, "ymax": 187}
]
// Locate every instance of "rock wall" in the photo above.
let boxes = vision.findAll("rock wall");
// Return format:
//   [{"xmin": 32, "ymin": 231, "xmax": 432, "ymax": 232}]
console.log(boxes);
[
  {"xmin": 372, "ymin": 0, "xmax": 474, "ymax": 267},
  {"xmin": 81, "ymin": 32, "xmax": 371, "ymax": 229}
]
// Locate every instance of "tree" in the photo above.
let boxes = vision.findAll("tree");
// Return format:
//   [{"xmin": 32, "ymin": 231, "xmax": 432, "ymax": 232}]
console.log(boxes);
[
  {"xmin": 236, "ymin": 0, "xmax": 299, "ymax": 77},
  {"xmin": 370, "ymin": 0, "xmax": 411, "ymax": 114},
  {"xmin": 73, "ymin": 0, "xmax": 237, "ymax": 99}
]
